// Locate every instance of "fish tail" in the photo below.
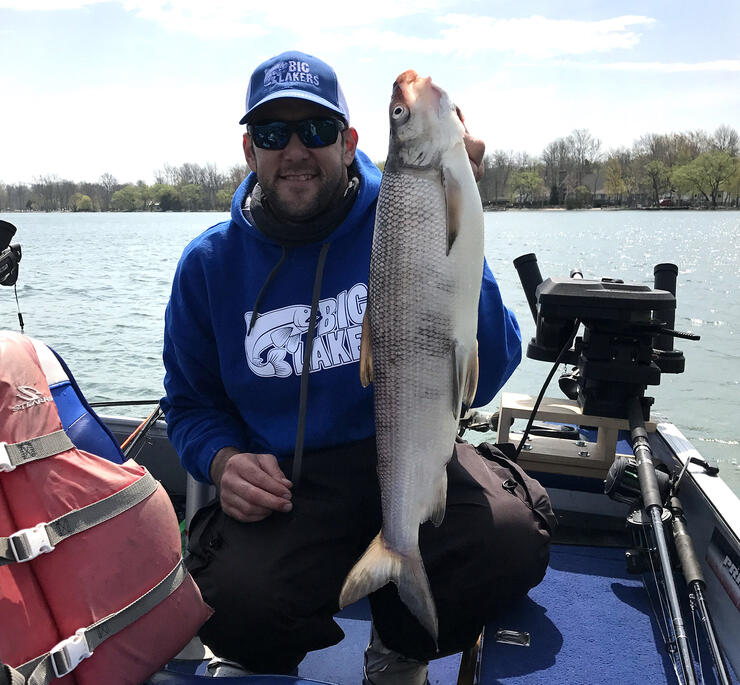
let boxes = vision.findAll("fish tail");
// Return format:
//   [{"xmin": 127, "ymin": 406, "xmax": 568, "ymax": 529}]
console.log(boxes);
[{"xmin": 340, "ymin": 533, "xmax": 438, "ymax": 642}]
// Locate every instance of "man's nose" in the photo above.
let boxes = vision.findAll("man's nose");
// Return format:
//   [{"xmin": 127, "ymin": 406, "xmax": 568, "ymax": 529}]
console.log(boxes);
[{"xmin": 282, "ymin": 131, "xmax": 310, "ymax": 158}]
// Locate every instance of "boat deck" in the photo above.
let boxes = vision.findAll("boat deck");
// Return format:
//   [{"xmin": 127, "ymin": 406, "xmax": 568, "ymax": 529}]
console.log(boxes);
[{"xmin": 147, "ymin": 543, "xmax": 739, "ymax": 684}]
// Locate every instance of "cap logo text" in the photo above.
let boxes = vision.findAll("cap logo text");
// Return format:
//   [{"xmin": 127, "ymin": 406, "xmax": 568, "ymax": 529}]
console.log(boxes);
[{"xmin": 264, "ymin": 60, "xmax": 319, "ymax": 88}]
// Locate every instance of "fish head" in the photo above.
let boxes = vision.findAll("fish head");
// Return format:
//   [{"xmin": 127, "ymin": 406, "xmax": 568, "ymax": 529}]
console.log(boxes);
[
  {"xmin": 386, "ymin": 70, "xmax": 465, "ymax": 170},
  {"xmin": 293, "ymin": 306, "xmax": 312, "ymax": 330}
]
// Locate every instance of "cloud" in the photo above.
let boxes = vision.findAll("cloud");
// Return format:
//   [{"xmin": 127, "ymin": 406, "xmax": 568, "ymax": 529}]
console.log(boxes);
[
  {"xmin": 1, "ymin": 0, "xmax": 454, "ymax": 34},
  {"xmin": 585, "ymin": 59, "xmax": 740, "ymax": 73},
  {"xmin": 2, "ymin": 2, "xmax": 655, "ymax": 57},
  {"xmin": 436, "ymin": 14, "xmax": 654, "ymax": 57},
  {"xmin": 0, "ymin": 0, "xmax": 106, "ymax": 7}
]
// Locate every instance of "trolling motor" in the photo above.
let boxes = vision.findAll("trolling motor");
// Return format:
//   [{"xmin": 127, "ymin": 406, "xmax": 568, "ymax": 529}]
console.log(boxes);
[
  {"xmin": 512, "ymin": 253, "xmax": 712, "ymax": 685},
  {"xmin": 0, "ymin": 220, "xmax": 22, "ymax": 287}
]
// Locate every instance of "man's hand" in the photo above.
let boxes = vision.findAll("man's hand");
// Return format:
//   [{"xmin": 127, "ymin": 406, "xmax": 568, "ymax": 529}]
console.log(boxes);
[
  {"xmin": 210, "ymin": 446, "xmax": 293, "ymax": 522},
  {"xmin": 456, "ymin": 106, "xmax": 486, "ymax": 182}
]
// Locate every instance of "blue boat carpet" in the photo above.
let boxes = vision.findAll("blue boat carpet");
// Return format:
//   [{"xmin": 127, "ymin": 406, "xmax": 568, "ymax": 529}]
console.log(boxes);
[
  {"xmin": 478, "ymin": 544, "xmax": 738, "ymax": 685},
  {"xmin": 149, "ymin": 545, "xmax": 737, "ymax": 684}
]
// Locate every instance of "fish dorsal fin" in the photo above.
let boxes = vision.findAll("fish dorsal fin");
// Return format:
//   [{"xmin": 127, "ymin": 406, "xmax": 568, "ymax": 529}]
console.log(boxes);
[
  {"xmin": 442, "ymin": 165, "xmax": 463, "ymax": 255},
  {"xmin": 359, "ymin": 309, "xmax": 374, "ymax": 387}
]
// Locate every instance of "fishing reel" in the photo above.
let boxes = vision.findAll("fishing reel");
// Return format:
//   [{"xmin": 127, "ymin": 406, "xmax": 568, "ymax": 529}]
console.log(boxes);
[
  {"xmin": 0, "ymin": 220, "xmax": 22, "ymax": 287},
  {"xmin": 513, "ymin": 253, "xmax": 699, "ymax": 421}
]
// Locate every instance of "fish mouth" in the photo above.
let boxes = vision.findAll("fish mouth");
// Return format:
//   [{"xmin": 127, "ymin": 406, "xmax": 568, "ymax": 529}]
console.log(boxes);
[{"xmin": 391, "ymin": 70, "xmax": 441, "ymax": 111}]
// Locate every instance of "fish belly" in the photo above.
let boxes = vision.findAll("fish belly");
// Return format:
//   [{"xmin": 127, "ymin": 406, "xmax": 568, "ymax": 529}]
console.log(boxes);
[{"xmin": 370, "ymin": 169, "xmax": 480, "ymax": 552}]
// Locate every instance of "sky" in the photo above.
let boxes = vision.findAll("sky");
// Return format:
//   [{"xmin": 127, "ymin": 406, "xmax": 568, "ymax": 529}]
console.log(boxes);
[{"xmin": 1, "ymin": 0, "xmax": 739, "ymax": 185}]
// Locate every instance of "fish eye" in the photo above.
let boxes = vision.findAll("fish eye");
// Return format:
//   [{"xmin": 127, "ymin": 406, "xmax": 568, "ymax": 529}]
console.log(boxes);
[{"xmin": 392, "ymin": 105, "xmax": 408, "ymax": 120}]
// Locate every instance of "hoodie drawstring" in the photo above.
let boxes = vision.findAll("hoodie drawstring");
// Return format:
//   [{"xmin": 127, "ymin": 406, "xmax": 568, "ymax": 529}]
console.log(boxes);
[
  {"xmin": 292, "ymin": 242, "xmax": 330, "ymax": 486},
  {"xmin": 248, "ymin": 246, "xmax": 288, "ymax": 335}
]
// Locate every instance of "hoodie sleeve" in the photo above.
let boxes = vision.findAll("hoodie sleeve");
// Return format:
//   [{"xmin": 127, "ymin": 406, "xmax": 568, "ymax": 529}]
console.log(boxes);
[
  {"xmin": 161, "ymin": 247, "xmax": 248, "ymax": 483},
  {"xmin": 472, "ymin": 257, "xmax": 522, "ymax": 407}
]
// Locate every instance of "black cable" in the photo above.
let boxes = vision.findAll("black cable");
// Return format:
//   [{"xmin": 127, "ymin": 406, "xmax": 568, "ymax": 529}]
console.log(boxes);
[
  {"xmin": 14, "ymin": 283, "xmax": 24, "ymax": 332},
  {"xmin": 514, "ymin": 319, "xmax": 581, "ymax": 459}
]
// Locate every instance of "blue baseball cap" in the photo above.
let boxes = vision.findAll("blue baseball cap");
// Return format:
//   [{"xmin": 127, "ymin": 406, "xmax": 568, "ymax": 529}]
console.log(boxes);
[{"xmin": 239, "ymin": 51, "xmax": 350, "ymax": 125}]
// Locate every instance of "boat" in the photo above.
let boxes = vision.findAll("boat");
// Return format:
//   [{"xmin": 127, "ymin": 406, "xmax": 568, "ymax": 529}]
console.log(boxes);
[{"xmin": 2, "ymin": 218, "xmax": 738, "ymax": 684}]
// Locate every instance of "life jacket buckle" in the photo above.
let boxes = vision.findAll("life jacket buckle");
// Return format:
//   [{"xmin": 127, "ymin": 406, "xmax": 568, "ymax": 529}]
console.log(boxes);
[
  {"xmin": 50, "ymin": 628, "xmax": 93, "ymax": 678},
  {"xmin": 0, "ymin": 441, "xmax": 13, "ymax": 472},
  {"xmin": 9, "ymin": 522, "xmax": 55, "ymax": 562}
]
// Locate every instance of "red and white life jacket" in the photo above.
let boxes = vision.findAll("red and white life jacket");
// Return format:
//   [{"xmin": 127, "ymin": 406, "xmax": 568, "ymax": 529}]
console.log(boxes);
[{"xmin": 0, "ymin": 332, "xmax": 212, "ymax": 684}]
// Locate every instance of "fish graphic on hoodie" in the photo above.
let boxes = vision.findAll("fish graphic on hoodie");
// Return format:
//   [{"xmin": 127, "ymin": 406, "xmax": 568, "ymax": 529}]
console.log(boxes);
[{"xmin": 244, "ymin": 305, "xmax": 313, "ymax": 377}]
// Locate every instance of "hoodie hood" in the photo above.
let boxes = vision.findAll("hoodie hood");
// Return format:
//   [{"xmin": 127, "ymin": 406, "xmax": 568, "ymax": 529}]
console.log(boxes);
[{"xmin": 230, "ymin": 149, "xmax": 382, "ymax": 246}]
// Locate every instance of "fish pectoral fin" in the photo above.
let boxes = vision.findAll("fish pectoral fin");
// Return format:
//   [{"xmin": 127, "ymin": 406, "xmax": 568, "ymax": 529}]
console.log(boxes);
[
  {"xmin": 270, "ymin": 326, "xmax": 293, "ymax": 348},
  {"xmin": 339, "ymin": 533, "xmax": 439, "ymax": 645},
  {"xmin": 442, "ymin": 165, "xmax": 463, "ymax": 255},
  {"xmin": 359, "ymin": 309, "xmax": 374, "ymax": 387},
  {"xmin": 285, "ymin": 333, "xmax": 302, "ymax": 355},
  {"xmin": 429, "ymin": 470, "xmax": 448, "ymax": 527}
]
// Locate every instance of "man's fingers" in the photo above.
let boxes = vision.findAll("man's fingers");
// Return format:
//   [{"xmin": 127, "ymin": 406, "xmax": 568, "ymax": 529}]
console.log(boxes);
[
  {"xmin": 455, "ymin": 105, "xmax": 486, "ymax": 182},
  {"xmin": 233, "ymin": 477, "xmax": 293, "ymax": 511},
  {"xmin": 221, "ymin": 497, "xmax": 273, "ymax": 523},
  {"xmin": 464, "ymin": 133, "xmax": 486, "ymax": 182},
  {"xmin": 256, "ymin": 453, "xmax": 293, "ymax": 489},
  {"xmin": 217, "ymin": 451, "xmax": 293, "ymax": 523},
  {"xmin": 230, "ymin": 453, "xmax": 292, "ymax": 498}
]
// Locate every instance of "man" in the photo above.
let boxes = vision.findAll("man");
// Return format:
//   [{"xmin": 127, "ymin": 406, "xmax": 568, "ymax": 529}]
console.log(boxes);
[{"xmin": 162, "ymin": 51, "xmax": 553, "ymax": 683}]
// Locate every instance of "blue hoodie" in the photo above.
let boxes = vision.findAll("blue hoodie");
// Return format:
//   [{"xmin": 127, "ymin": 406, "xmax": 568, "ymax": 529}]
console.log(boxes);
[{"xmin": 162, "ymin": 150, "xmax": 521, "ymax": 483}]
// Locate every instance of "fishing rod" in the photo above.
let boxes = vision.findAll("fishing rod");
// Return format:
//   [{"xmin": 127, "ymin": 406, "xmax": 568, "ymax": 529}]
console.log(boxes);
[
  {"xmin": 121, "ymin": 403, "xmax": 164, "ymax": 460},
  {"xmin": 668, "ymin": 494, "xmax": 732, "ymax": 685},
  {"xmin": 627, "ymin": 396, "xmax": 698, "ymax": 685},
  {"xmin": 513, "ymin": 254, "xmax": 709, "ymax": 684}
]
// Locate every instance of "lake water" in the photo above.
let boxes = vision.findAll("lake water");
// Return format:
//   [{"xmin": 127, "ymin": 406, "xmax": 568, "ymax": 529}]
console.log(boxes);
[{"xmin": 1, "ymin": 209, "xmax": 738, "ymax": 496}]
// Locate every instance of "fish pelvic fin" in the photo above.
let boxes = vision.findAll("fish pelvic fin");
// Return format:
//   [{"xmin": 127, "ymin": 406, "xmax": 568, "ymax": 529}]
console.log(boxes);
[
  {"xmin": 453, "ymin": 339, "xmax": 480, "ymax": 418},
  {"xmin": 429, "ymin": 470, "xmax": 448, "ymax": 527},
  {"xmin": 339, "ymin": 533, "xmax": 439, "ymax": 643},
  {"xmin": 267, "ymin": 348, "xmax": 292, "ymax": 377},
  {"xmin": 359, "ymin": 309, "xmax": 374, "ymax": 387},
  {"xmin": 463, "ymin": 339, "xmax": 480, "ymax": 413},
  {"xmin": 442, "ymin": 165, "xmax": 462, "ymax": 255}
]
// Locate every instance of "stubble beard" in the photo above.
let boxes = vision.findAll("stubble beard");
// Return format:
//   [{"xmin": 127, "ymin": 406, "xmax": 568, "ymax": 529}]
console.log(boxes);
[{"xmin": 262, "ymin": 165, "xmax": 347, "ymax": 223}]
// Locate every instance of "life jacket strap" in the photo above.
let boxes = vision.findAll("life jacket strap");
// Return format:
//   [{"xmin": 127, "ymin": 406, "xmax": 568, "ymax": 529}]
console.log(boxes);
[
  {"xmin": 12, "ymin": 559, "xmax": 188, "ymax": 684},
  {"xmin": 0, "ymin": 470, "xmax": 158, "ymax": 565},
  {"xmin": 0, "ymin": 430, "xmax": 74, "ymax": 473}
]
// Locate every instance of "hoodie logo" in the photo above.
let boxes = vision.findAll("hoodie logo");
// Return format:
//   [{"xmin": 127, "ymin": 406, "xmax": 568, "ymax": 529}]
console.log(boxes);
[
  {"xmin": 13, "ymin": 385, "xmax": 53, "ymax": 412},
  {"xmin": 244, "ymin": 283, "xmax": 367, "ymax": 378}
]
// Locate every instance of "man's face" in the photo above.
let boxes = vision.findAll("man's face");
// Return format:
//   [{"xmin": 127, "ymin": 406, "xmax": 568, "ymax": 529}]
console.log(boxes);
[{"xmin": 243, "ymin": 99, "xmax": 358, "ymax": 223}]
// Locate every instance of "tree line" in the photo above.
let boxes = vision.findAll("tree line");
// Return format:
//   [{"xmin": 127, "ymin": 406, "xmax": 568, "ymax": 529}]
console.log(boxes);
[
  {"xmin": 478, "ymin": 125, "xmax": 740, "ymax": 209},
  {"xmin": 0, "ymin": 163, "xmax": 249, "ymax": 213},
  {"xmin": 2, "ymin": 125, "xmax": 739, "ymax": 212}
]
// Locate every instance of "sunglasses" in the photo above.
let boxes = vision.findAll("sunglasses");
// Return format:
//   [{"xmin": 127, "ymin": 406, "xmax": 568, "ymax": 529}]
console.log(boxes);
[{"xmin": 248, "ymin": 118, "xmax": 346, "ymax": 150}]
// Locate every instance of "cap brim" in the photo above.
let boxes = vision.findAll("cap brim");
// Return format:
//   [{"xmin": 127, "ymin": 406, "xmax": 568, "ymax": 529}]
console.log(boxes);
[{"xmin": 239, "ymin": 90, "xmax": 347, "ymax": 125}]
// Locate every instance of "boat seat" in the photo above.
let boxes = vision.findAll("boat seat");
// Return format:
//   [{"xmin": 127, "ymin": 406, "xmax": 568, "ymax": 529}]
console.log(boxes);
[{"xmin": 30, "ymin": 337, "xmax": 125, "ymax": 463}]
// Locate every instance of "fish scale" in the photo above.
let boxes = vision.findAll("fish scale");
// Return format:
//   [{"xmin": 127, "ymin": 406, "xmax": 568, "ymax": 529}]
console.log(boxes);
[
  {"xmin": 339, "ymin": 69, "xmax": 484, "ymax": 642},
  {"xmin": 370, "ymin": 171, "xmax": 455, "ymax": 549}
]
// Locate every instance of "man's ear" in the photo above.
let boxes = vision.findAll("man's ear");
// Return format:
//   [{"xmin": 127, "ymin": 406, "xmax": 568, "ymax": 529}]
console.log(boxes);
[
  {"xmin": 243, "ymin": 133, "xmax": 257, "ymax": 173},
  {"xmin": 343, "ymin": 127, "xmax": 359, "ymax": 166}
]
